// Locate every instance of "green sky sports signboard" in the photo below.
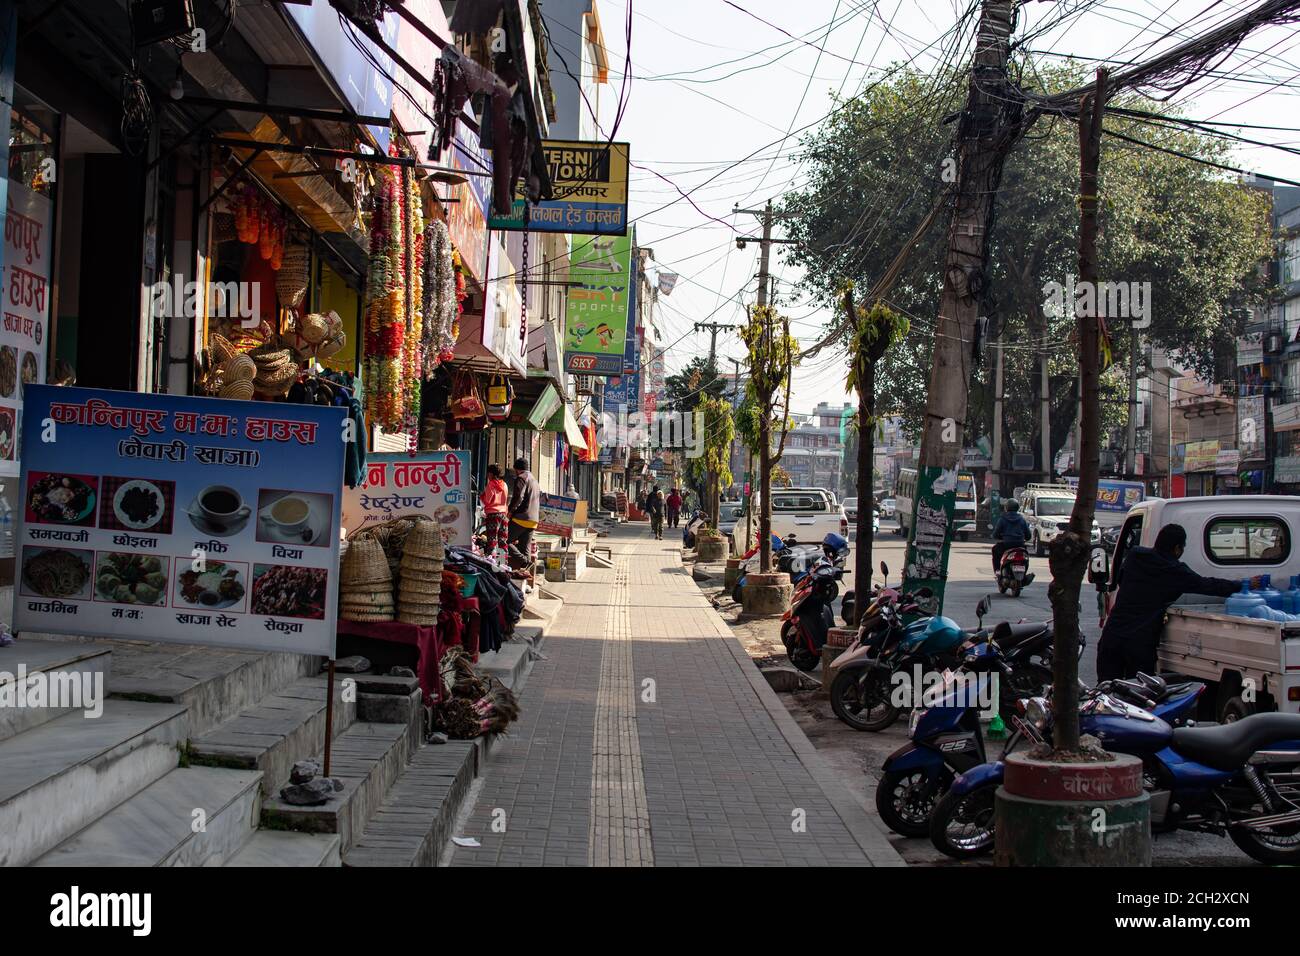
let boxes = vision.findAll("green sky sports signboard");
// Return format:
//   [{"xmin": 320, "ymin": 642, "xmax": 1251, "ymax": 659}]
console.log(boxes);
[{"xmin": 564, "ymin": 233, "xmax": 632, "ymax": 376}]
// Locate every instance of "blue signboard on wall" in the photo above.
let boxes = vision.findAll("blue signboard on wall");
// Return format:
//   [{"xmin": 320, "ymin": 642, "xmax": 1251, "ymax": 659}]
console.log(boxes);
[{"xmin": 15, "ymin": 386, "xmax": 346, "ymax": 655}]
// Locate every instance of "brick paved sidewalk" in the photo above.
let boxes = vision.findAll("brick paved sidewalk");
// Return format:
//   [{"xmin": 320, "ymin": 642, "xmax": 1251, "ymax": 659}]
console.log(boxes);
[{"xmin": 451, "ymin": 526, "xmax": 903, "ymax": 867}]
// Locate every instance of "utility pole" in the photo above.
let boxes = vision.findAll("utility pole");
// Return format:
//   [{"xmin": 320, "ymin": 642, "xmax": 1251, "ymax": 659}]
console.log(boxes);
[
  {"xmin": 1040, "ymin": 341, "xmax": 1051, "ymax": 480},
  {"xmin": 696, "ymin": 322, "xmax": 736, "ymax": 367},
  {"xmin": 991, "ymin": 328, "xmax": 1004, "ymax": 505},
  {"xmin": 1126, "ymin": 326, "xmax": 1139, "ymax": 477},
  {"xmin": 901, "ymin": 0, "xmax": 1023, "ymax": 611}
]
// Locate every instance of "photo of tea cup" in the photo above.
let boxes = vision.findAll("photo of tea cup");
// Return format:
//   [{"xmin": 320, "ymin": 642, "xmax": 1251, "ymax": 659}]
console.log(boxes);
[
  {"xmin": 267, "ymin": 495, "xmax": 311, "ymax": 535},
  {"xmin": 187, "ymin": 485, "xmax": 252, "ymax": 536}
]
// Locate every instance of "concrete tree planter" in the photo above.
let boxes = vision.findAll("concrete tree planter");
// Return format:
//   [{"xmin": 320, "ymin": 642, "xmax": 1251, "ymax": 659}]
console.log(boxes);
[
  {"xmin": 696, "ymin": 534, "xmax": 728, "ymax": 562},
  {"xmin": 740, "ymin": 571, "xmax": 792, "ymax": 618},
  {"xmin": 723, "ymin": 557, "xmax": 743, "ymax": 589},
  {"xmin": 994, "ymin": 750, "xmax": 1150, "ymax": 866}
]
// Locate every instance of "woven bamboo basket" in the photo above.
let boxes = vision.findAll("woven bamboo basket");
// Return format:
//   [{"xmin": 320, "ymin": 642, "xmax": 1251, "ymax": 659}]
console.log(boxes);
[
  {"xmin": 218, "ymin": 379, "xmax": 255, "ymax": 401},
  {"xmin": 277, "ymin": 244, "xmax": 310, "ymax": 309},
  {"xmin": 220, "ymin": 354, "xmax": 256, "ymax": 383},
  {"xmin": 209, "ymin": 333, "xmax": 236, "ymax": 365},
  {"xmin": 300, "ymin": 312, "xmax": 329, "ymax": 345}
]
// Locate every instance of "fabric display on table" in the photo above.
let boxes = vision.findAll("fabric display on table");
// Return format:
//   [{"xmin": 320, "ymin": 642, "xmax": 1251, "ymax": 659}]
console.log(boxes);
[
  {"xmin": 439, "ymin": 582, "xmax": 479, "ymax": 659},
  {"xmin": 445, "ymin": 546, "xmax": 524, "ymax": 654},
  {"xmin": 336, "ymin": 619, "xmax": 443, "ymax": 704}
]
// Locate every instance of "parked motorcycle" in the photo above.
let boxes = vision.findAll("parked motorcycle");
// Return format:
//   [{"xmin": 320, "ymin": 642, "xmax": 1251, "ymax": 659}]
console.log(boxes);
[
  {"xmin": 828, "ymin": 591, "xmax": 1055, "ymax": 735},
  {"xmin": 918, "ymin": 671, "xmax": 1203, "ymax": 851},
  {"xmin": 732, "ymin": 532, "xmax": 847, "ymax": 605},
  {"xmin": 928, "ymin": 680, "xmax": 1300, "ymax": 864},
  {"xmin": 995, "ymin": 544, "xmax": 1033, "ymax": 597},
  {"xmin": 780, "ymin": 561, "xmax": 844, "ymax": 671}
]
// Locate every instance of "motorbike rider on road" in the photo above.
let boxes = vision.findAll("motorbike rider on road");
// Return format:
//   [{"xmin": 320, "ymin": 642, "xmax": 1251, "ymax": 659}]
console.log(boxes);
[{"xmin": 991, "ymin": 499, "xmax": 1032, "ymax": 580}]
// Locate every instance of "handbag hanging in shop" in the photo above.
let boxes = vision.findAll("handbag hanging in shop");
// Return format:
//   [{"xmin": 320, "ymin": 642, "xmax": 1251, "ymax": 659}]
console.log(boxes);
[
  {"xmin": 449, "ymin": 370, "xmax": 485, "ymax": 420},
  {"xmin": 485, "ymin": 374, "xmax": 514, "ymax": 422}
]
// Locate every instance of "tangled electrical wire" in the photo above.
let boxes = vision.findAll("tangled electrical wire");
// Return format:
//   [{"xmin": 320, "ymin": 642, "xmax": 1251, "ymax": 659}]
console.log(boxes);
[{"xmin": 120, "ymin": 69, "xmax": 153, "ymax": 157}]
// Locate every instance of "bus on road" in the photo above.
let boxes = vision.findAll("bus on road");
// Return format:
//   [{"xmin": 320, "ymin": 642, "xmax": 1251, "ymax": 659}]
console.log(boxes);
[{"xmin": 895, "ymin": 467, "xmax": 977, "ymax": 541}]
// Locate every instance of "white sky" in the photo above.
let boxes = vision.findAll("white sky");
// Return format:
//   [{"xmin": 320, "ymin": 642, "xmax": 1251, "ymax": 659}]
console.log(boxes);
[{"xmin": 584, "ymin": 0, "xmax": 1300, "ymax": 415}]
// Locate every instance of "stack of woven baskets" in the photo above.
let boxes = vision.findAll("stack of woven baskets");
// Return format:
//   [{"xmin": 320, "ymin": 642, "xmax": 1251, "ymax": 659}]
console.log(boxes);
[
  {"xmin": 338, "ymin": 537, "xmax": 395, "ymax": 623},
  {"xmin": 251, "ymin": 347, "xmax": 298, "ymax": 398},
  {"xmin": 397, "ymin": 521, "xmax": 444, "ymax": 626},
  {"xmin": 277, "ymin": 244, "xmax": 311, "ymax": 310}
]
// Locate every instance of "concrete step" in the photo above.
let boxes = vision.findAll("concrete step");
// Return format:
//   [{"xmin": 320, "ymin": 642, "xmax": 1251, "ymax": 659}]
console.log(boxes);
[
  {"xmin": 226, "ymin": 830, "xmax": 341, "ymax": 867},
  {"xmin": 188, "ymin": 677, "xmax": 357, "ymax": 797},
  {"xmin": 344, "ymin": 740, "xmax": 478, "ymax": 867},
  {"xmin": 521, "ymin": 594, "xmax": 562, "ymax": 627},
  {"xmin": 258, "ymin": 721, "xmax": 412, "ymax": 854},
  {"xmin": 475, "ymin": 641, "xmax": 531, "ymax": 692},
  {"xmin": 0, "ymin": 699, "xmax": 188, "ymax": 866},
  {"xmin": 31, "ymin": 766, "xmax": 262, "ymax": 867},
  {"xmin": 103, "ymin": 641, "xmax": 322, "ymax": 738},
  {"xmin": 0, "ymin": 639, "xmax": 112, "ymax": 743}
]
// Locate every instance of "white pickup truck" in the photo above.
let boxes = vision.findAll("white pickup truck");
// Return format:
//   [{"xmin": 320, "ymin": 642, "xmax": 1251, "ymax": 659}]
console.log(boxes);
[
  {"xmin": 741, "ymin": 488, "xmax": 849, "ymax": 547},
  {"xmin": 1096, "ymin": 495, "xmax": 1300, "ymax": 721}
]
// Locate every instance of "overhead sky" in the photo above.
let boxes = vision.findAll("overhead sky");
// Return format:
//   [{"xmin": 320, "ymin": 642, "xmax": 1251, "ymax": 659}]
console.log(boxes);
[{"xmin": 568, "ymin": 1, "xmax": 1300, "ymax": 415}]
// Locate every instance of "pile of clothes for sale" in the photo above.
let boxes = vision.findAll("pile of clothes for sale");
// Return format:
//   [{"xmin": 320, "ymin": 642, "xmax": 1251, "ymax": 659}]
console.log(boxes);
[{"xmin": 444, "ymin": 546, "xmax": 524, "ymax": 655}]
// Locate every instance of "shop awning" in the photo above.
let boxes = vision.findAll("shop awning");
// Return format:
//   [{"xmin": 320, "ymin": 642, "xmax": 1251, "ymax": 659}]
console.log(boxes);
[
  {"xmin": 562, "ymin": 405, "xmax": 587, "ymax": 450},
  {"xmin": 526, "ymin": 384, "xmax": 562, "ymax": 430}
]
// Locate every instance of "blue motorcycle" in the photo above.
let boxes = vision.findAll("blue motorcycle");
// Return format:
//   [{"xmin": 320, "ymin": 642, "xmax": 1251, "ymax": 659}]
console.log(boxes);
[
  {"xmin": 731, "ymin": 532, "xmax": 848, "ymax": 605},
  {"xmin": 928, "ymin": 678, "xmax": 1300, "ymax": 864}
]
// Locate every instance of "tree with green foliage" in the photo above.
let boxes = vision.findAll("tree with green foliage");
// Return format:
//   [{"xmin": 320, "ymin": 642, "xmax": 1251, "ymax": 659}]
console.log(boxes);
[
  {"xmin": 689, "ymin": 395, "xmax": 735, "ymax": 528},
  {"xmin": 741, "ymin": 305, "xmax": 798, "ymax": 573},
  {"xmin": 782, "ymin": 62, "xmax": 1273, "ymax": 476},
  {"xmin": 844, "ymin": 289, "xmax": 910, "ymax": 623},
  {"xmin": 664, "ymin": 356, "xmax": 727, "ymax": 415}
]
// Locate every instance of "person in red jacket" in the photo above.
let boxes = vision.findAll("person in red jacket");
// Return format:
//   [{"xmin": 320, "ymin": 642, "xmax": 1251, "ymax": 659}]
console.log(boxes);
[
  {"xmin": 666, "ymin": 488, "xmax": 683, "ymax": 528},
  {"xmin": 480, "ymin": 464, "xmax": 509, "ymax": 562}
]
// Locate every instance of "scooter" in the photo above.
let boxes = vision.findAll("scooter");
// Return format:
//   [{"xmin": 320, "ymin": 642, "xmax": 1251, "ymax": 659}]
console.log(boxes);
[
  {"xmin": 682, "ymin": 510, "xmax": 707, "ymax": 548},
  {"xmin": 873, "ymin": 633, "xmax": 1097, "ymax": 838},
  {"xmin": 780, "ymin": 560, "xmax": 843, "ymax": 671},
  {"xmin": 928, "ymin": 681, "xmax": 1300, "ymax": 864},
  {"xmin": 732, "ymin": 532, "xmax": 846, "ymax": 605},
  {"xmin": 995, "ymin": 544, "xmax": 1034, "ymax": 597}
]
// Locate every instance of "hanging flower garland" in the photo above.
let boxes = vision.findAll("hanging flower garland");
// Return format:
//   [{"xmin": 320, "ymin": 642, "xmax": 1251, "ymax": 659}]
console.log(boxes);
[
  {"xmin": 448, "ymin": 246, "xmax": 468, "ymax": 363},
  {"xmin": 403, "ymin": 167, "xmax": 425, "ymax": 439},
  {"xmin": 424, "ymin": 218, "xmax": 457, "ymax": 370},
  {"xmin": 364, "ymin": 161, "xmax": 406, "ymax": 430}
]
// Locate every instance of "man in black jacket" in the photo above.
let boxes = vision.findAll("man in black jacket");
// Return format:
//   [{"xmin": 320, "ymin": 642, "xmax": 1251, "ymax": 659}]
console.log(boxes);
[{"xmin": 1096, "ymin": 523, "xmax": 1244, "ymax": 681}]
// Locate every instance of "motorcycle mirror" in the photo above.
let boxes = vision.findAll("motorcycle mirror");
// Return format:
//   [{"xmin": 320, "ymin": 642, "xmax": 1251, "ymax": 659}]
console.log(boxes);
[{"xmin": 879, "ymin": 560, "xmax": 888, "ymax": 583}]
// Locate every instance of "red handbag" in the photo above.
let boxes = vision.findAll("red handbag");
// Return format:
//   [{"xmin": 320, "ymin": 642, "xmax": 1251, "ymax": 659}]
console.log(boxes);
[{"xmin": 449, "ymin": 370, "xmax": 485, "ymax": 420}]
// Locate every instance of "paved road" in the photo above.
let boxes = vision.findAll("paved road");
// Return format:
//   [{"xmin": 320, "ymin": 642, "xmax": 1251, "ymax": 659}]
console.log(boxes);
[{"xmin": 450, "ymin": 527, "xmax": 903, "ymax": 867}]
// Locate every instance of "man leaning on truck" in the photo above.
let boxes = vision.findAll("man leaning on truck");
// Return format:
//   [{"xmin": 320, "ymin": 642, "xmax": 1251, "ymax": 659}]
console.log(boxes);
[{"xmin": 1096, "ymin": 523, "xmax": 1249, "ymax": 682}]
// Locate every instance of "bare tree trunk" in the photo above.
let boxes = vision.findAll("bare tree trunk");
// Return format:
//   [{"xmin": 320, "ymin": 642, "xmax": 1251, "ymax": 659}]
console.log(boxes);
[{"xmin": 1049, "ymin": 69, "xmax": 1107, "ymax": 754}]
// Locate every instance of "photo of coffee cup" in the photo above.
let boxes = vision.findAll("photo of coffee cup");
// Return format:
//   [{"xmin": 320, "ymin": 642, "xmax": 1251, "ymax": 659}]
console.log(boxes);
[{"xmin": 187, "ymin": 484, "xmax": 252, "ymax": 536}]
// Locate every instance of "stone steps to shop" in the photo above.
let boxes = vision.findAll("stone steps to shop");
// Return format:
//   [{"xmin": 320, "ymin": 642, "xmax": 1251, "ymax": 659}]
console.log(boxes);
[
  {"xmin": 31, "ymin": 766, "xmax": 262, "ymax": 867},
  {"xmin": 258, "ymin": 720, "xmax": 412, "ymax": 855},
  {"xmin": 103, "ymin": 641, "xmax": 322, "ymax": 738},
  {"xmin": 474, "ymin": 624, "xmax": 545, "ymax": 692},
  {"xmin": 187, "ymin": 676, "xmax": 357, "ymax": 797},
  {"xmin": 344, "ymin": 739, "xmax": 479, "ymax": 867},
  {"xmin": 225, "ymin": 830, "xmax": 341, "ymax": 867},
  {"xmin": 0, "ymin": 699, "xmax": 188, "ymax": 866},
  {"xmin": 0, "ymin": 638, "xmax": 113, "ymax": 742}
]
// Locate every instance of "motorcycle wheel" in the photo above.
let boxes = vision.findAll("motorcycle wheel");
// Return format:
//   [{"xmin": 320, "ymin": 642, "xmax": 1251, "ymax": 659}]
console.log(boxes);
[
  {"xmin": 997, "ymin": 580, "xmax": 1008, "ymax": 595},
  {"xmin": 851, "ymin": 669, "xmax": 900, "ymax": 732},
  {"xmin": 829, "ymin": 669, "xmax": 895, "ymax": 732},
  {"xmin": 1010, "ymin": 581, "xmax": 1022, "ymax": 598},
  {"xmin": 841, "ymin": 595, "xmax": 856, "ymax": 627},
  {"xmin": 782, "ymin": 621, "xmax": 821, "ymax": 672},
  {"xmin": 876, "ymin": 768, "xmax": 951, "ymax": 838},
  {"xmin": 732, "ymin": 580, "xmax": 744, "ymax": 605},
  {"xmin": 1229, "ymin": 817, "xmax": 1300, "ymax": 865},
  {"xmin": 930, "ymin": 781, "xmax": 998, "ymax": 858}
]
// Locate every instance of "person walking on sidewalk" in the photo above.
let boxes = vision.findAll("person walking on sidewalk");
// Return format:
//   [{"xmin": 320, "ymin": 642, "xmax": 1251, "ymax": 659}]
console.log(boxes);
[
  {"xmin": 508, "ymin": 457, "xmax": 540, "ymax": 578},
  {"xmin": 666, "ymin": 487, "xmax": 683, "ymax": 528},
  {"xmin": 647, "ymin": 485, "xmax": 665, "ymax": 540},
  {"xmin": 481, "ymin": 464, "xmax": 509, "ymax": 563}
]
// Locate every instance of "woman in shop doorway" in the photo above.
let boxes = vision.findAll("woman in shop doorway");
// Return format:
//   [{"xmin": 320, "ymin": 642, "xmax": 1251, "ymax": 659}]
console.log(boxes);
[{"xmin": 481, "ymin": 464, "xmax": 509, "ymax": 564}]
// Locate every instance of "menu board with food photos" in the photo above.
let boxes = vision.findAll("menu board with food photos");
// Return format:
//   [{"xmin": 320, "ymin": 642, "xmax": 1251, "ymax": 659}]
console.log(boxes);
[
  {"xmin": 341, "ymin": 451, "xmax": 471, "ymax": 547},
  {"xmin": 0, "ymin": 181, "xmax": 52, "ymax": 476},
  {"xmin": 14, "ymin": 385, "xmax": 345, "ymax": 655}
]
